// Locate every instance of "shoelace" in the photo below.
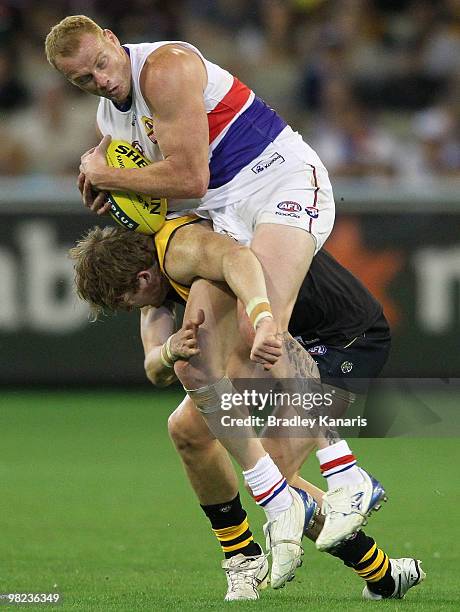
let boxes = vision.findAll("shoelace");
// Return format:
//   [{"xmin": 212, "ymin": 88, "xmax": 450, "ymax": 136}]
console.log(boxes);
[
  {"xmin": 226, "ymin": 569, "xmax": 257, "ymax": 593},
  {"xmin": 224, "ymin": 555, "xmax": 268, "ymax": 592},
  {"xmin": 321, "ymin": 488, "xmax": 364, "ymax": 518}
]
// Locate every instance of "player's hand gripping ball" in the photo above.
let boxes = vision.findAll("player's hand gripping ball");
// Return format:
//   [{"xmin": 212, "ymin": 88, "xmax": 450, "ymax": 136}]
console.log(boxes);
[{"xmin": 105, "ymin": 140, "xmax": 167, "ymax": 234}]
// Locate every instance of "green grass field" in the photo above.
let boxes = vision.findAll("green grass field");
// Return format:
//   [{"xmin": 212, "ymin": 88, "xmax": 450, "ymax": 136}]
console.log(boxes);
[{"xmin": 1, "ymin": 389, "xmax": 459, "ymax": 611}]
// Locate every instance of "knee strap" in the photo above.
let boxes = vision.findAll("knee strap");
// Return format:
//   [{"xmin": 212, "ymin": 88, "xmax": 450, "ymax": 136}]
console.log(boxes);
[{"xmin": 185, "ymin": 376, "xmax": 235, "ymax": 415}]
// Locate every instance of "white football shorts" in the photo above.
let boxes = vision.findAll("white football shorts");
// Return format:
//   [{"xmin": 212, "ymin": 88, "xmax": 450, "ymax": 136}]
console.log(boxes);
[{"xmin": 205, "ymin": 162, "xmax": 335, "ymax": 253}]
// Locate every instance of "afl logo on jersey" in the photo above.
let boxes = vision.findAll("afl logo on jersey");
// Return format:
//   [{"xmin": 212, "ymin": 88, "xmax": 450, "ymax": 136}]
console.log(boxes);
[
  {"xmin": 306, "ymin": 207, "xmax": 319, "ymax": 218},
  {"xmin": 142, "ymin": 116, "xmax": 157, "ymax": 143},
  {"xmin": 277, "ymin": 201, "xmax": 302, "ymax": 213},
  {"xmin": 307, "ymin": 344, "xmax": 328, "ymax": 356}
]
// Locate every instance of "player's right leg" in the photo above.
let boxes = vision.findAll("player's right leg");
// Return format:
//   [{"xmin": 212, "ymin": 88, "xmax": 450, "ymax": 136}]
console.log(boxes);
[{"xmin": 173, "ymin": 279, "xmax": 266, "ymax": 470}]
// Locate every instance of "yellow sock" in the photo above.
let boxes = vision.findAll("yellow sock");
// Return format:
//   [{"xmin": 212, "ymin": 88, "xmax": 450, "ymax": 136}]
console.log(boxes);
[{"xmin": 354, "ymin": 542, "xmax": 390, "ymax": 583}]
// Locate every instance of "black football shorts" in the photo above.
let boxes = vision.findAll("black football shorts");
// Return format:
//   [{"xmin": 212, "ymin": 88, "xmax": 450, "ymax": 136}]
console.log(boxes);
[{"xmin": 302, "ymin": 314, "xmax": 391, "ymax": 394}]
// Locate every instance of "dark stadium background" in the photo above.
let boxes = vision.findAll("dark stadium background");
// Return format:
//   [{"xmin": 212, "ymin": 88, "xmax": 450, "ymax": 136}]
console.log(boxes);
[{"xmin": 0, "ymin": 2, "xmax": 459, "ymax": 610}]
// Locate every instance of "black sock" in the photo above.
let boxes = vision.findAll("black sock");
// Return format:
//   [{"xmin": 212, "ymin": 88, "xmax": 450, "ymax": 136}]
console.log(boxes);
[
  {"xmin": 329, "ymin": 531, "xmax": 395, "ymax": 596},
  {"xmin": 201, "ymin": 493, "xmax": 261, "ymax": 559}
]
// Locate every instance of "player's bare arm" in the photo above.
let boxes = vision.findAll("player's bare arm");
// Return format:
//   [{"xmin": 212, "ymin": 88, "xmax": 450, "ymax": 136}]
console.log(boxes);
[
  {"xmin": 141, "ymin": 303, "xmax": 203, "ymax": 387},
  {"xmin": 78, "ymin": 123, "xmax": 110, "ymax": 213},
  {"xmin": 141, "ymin": 304, "xmax": 177, "ymax": 387},
  {"xmin": 80, "ymin": 46, "xmax": 210, "ymax": 198}
]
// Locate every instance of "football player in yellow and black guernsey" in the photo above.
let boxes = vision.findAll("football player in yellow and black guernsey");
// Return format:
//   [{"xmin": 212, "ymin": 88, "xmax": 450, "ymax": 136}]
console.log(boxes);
[{"xmin": 69, "ymin": 217, "xmax": 424, "ymax": 603}]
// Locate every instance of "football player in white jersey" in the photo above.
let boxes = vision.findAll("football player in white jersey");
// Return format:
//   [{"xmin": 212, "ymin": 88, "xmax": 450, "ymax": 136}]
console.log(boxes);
[{"xmin": 46, "ymin": 15, "xmax": 388, "ymax": 584}]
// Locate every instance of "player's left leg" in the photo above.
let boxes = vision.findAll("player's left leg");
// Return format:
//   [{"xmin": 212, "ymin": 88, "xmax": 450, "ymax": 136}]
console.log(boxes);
[
  {"xmin": 297, "ymin": 477, "xmax": 425, "ymax": 601},
  {"xmin": 168, "ymin": 396, "xmax": 268, "ymax": 601}
]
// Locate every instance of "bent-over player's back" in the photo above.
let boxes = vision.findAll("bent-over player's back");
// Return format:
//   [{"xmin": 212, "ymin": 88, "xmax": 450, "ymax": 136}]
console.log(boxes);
[{"xmin": 289, "ymin": 250, "xmax": 385, "ymax": 346}]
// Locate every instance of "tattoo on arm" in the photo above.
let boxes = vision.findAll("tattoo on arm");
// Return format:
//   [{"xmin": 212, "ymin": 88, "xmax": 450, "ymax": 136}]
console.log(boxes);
[
  {"xmin": 282, "ymin": 332, "xmax": 341, "ymax": 444},
  {"xmin": 282, "ymin": 332, "xmax": 319, "ymax": 379}
]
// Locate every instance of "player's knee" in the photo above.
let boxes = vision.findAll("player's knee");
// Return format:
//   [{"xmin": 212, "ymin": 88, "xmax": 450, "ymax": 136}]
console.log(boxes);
[
  {"xmin": 168, "ymin": 405, "xmax": 212, "ymax": 456},
  {"xmin": 168, "ymin": 408, "xmax": 199, "ymax": 454},
  {"xmin": 174, "ymin": 358, "xmax": 225, "ymax": 391},
  {"xmin": 174, "ymin": 359, "xmax": 208, "ymax": 390}
]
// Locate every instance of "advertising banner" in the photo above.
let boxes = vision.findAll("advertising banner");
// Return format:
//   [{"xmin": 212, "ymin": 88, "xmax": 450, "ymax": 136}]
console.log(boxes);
[{"xmin": 0, "ymin": 211, "xmax": 459, "ymax": 383}]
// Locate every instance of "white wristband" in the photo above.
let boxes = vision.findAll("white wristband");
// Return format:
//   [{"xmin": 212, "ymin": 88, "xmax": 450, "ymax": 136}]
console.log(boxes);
[
  {"xmin": 164, "ymin": 336, "xmax": 175, "ymax": 362},
  {"xmin": 253, "ymin": 311, "xmax": 273, "ymax": 329},
  {"xmin": 246, "ymin": 296, "xmax": 273, "ymax": 330},
  {"xmin": 160, "ymin": 337, "xmax": 175, "ymax": 369}
]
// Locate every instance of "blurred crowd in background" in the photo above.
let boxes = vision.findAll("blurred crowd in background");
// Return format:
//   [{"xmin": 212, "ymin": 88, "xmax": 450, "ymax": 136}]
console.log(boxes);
[{"xmin": 1, "ymin": 0, "xmax": 459, "ymax": 181}]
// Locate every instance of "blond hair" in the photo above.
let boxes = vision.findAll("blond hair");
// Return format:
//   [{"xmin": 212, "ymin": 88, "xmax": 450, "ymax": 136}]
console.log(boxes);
[
  {"xmin": 69, "ymin": 226, "xmax": 156, "ymax": 320},
  {"xmin": 45, "ymin": 15, "xmax": 103, "ymax": 67}
]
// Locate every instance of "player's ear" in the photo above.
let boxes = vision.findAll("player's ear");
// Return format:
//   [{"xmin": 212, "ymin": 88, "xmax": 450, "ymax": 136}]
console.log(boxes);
[
  {"xmin": 136, "ymin": 270, "xmax": 152, "ymax": 287},
  {"xmin": 103, "ymin": 29, "xmax": 120, "ymax": 45}
]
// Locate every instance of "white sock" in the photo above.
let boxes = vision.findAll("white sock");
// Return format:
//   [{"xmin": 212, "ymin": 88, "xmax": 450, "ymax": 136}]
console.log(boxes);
[
  {"xmin": 317, "ymin": 440, "xmax": 364, "ymax": 490},
  {"xmin": 243, "ymin": 454, "xmax": 292, "ymax": 521}
]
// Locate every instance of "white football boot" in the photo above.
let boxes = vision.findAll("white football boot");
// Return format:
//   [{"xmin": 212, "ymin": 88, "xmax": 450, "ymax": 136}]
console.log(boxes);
[
  {"xmin": 316, "ymin": 468, "xmax": 387, "ymax": 551},
  {"xmin": 264, "ymin": 487, "xmax": 317, "ymax": 589},
  {"xmin": 362, "ymin": 558, "xmax": 426, "ymax": 600},
  {"xmin": 222, "ymin": 548, "xmax": 269, "ymax": 601}
]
